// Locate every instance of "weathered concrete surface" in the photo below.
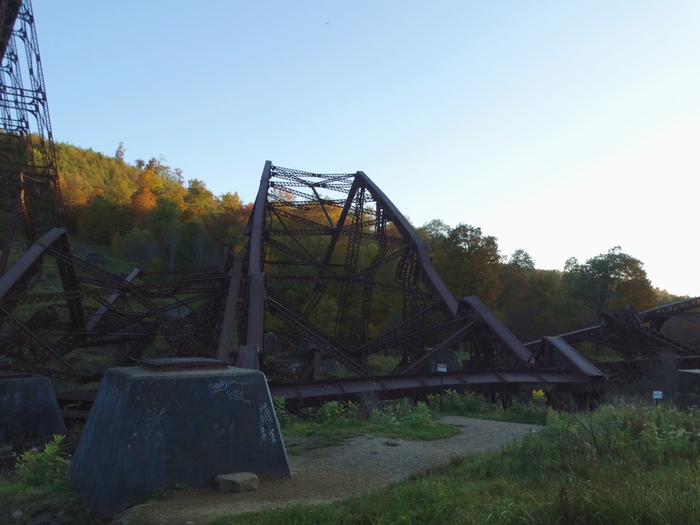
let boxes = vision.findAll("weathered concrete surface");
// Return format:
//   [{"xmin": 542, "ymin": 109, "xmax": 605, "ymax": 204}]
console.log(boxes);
[
  {"xmin": 68, "ymin": 366, "xmax": 290, "ymax": 513},
  {"xmin": 0, "ymin": 376, "xmax": 66, "ymax": 447}
]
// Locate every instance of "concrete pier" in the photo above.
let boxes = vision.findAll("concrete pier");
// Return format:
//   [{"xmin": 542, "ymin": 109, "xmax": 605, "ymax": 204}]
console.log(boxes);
[
  {"xmin": 0, "ymin": 375, "xmax": 66, "ymax": 447},
  {"xmin": 68, "ymin": 364, "xmax": 291, "ymax": 513}
]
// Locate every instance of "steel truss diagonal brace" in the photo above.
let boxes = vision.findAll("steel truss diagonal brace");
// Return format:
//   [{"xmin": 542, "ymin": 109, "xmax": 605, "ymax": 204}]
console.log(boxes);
[
  {"xmin": 0, "ymin": 305, "xmax": 82, "ymax": 377},
  {"xmin": 266, "ymin": 296, "xmax": 373, "ymax": 377},
  {"xmin": 400, "ymin": 318, "xmax": 480, "ymax": 375},
  {"xmin": 0, "ymin": 227, "xmax": 65, "ymax": 300},
  {"xmin": 47, "ymin": 247, "xmax": 210, "ymax": 356}
]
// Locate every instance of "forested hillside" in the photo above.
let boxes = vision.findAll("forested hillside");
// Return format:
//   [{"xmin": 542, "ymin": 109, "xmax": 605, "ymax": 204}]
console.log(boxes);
[
  {"xmin": 54, "ymin": 142, "xmax": 688, "ymax": 345},
  {"xmin": 56, "ymin": 142, "xmax": 250, "ymax": 270}
]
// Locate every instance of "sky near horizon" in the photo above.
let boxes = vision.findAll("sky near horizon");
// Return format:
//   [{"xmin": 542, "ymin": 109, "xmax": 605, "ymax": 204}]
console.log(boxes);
[{"xmin": 33, "ymin": 0, "xmax": 700, "ymax": 296}]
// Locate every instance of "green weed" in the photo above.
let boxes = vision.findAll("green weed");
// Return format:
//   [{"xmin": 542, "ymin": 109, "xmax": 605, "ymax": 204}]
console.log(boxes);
[
  {"xmin": 281, "ymin": 399, "xmax": 458, "ymax": 454},
  {"xmin": 16, "ymin": 435, "xmax": 70, "ymax": 488},
  {"xmin": 428, "ymin": 389, "xmax": 548, "ymax": 425}
]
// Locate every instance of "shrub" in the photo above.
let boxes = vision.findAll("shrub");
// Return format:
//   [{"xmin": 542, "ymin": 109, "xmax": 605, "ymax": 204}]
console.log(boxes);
[
  {"xmin": 315, "ymin": 401, "xmax": 360, "ymax": 423},
  {"xmin": 16, "ymin": 435, "xmax": 70, "ymax": 487}
]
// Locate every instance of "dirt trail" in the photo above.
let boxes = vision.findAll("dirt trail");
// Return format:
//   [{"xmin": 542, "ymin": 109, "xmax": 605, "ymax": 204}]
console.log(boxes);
[{"xmin": 120, "ymin": 417, "xmax": 541, "ymax": 525}]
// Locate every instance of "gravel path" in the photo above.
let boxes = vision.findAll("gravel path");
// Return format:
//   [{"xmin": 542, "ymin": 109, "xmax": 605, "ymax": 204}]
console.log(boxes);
[{"xmin": 123, "ymin": 417, "xmax": 541, "ymax": 525}]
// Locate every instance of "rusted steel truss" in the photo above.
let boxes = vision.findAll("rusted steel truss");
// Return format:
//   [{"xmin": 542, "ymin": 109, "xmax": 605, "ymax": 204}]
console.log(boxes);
[
  {"xmin": 240, "ymin": 163, "xmax": 604, "ymax": 386},
  {"xmin": 0, "ymin": 0, "xmax": 64, "ymax": 275},
  {"xmin": 0, "ymin": 1, "xmax": 244, "ymax": 382},
  {"xmin": 0, "ymin": 245, "xmax": 243, "ymax": 381},
  {"xmin": 526, "ymin": 298, "xmax": 700, "ymax": 360}
]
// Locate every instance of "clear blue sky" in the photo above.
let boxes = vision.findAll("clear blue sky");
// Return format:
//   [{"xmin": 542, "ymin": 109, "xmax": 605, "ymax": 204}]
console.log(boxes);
[{"xmin": 35, "ymin": 0, "xmax": 700, "ymax": 296}]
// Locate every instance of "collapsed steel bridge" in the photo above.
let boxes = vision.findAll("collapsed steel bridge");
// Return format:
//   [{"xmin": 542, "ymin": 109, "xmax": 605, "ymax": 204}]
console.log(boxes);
[
  {"xmin": 0, "ymin": 0, "xmax": 241, "ymax": 382},
  {"xmin": 1, "ymin": 0, "xmax": 699, "ymax": 409}
]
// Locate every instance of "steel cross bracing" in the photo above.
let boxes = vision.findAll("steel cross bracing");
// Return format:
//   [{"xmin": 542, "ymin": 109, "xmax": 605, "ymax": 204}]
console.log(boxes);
[
  {"xmin": 0, "ymin": 2, "xmax": 244, "ymax": 380},
  {"xmin": 525, "ymin": 297, "xmax": 700, "ymax": 361},
  {"xmin": 0, "ymin": 244, "xmax": 243, "ymax": 381},
  {"xmin": 240, "ymin": 162, "xmax": 605, "ymax": 388}
]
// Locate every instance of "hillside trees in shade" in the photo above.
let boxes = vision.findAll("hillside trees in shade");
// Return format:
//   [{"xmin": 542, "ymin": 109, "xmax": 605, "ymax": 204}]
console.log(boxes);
[
  {"xmin": 418, "ymin": 221, "xmax": 502, "ymax": 307},
  {"xmin": 50, "ymin": 141, "xmax": 686, "ymax": 344},
  {"xmin": 564, "ymin": 247, "xmax": 656, "ymax": 314},
  {"xmin": 497, "ymin": 261, "xmax": 586, "ymax": 343},
  {"xmin": 508, "ymin": 248, "xmax": 535, "ymax": 270}
]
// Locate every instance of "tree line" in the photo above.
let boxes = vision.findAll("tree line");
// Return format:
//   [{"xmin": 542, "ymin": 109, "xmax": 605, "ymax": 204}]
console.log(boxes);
[
  {"xmin": 53, "ymin": 141, "xmax": 687, "ymax": 343},
  {"xmin": 56, "ymin": 142, "xmax": 250, "ymax": 271}
]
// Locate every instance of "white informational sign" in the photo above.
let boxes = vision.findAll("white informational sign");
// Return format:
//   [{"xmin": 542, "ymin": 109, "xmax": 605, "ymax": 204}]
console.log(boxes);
[
  {"xmin": 437, "ymin": 363, "xmax": 447, "ymax": 373},
  {"xmin": 653, "ymin": 391, "xmax": 663, "ymax": 400}
]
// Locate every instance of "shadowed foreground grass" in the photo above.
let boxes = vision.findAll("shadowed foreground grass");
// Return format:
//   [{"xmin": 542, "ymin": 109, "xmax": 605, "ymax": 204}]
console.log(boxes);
[
  {"xmin": 279, "ymin": 399, "xmax": 460, "ymax": 454},
  {"xmin": 212, "ymin": 402, "xmax": 700, "ymax": 525}
]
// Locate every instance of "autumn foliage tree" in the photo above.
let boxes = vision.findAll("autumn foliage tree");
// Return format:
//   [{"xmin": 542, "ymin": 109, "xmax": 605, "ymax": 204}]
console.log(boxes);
[{"xmin": 54, "ymin": 142, "xmax": 252, "ymax": 269}]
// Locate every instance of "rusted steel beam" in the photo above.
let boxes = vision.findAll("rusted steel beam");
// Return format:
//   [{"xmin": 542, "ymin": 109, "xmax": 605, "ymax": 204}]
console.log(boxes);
[
  {"xmin": 266, "ymin": 295, "xmax": 373, "ymax": 377},
  {"xmin": 244, "ymin": 161, "xmax": 272, "ymax": 350},
  {"xmin": 48, "ymin": 247, "xmax": 210, "ymax": 356},
  {"xmin": 351, "ymin": 301, "xmax": 443, "ymax": 355},
  {"xmin": 54, "ymin": 231, "xmax": 85, "ymax": 331},
  {"xmin": 0, "ymin": 305, "xmax": 82, "ymax": 377},
  {"xmin": 360, "ymin": 317, "xmax": 459, "ymax": 358},
  {"xmin": 526, "ymin": 297, "xmax": 700, "ymax": 354},
  {"xmin": 0, "ymin": 227, "xmax": 64, "ymax": 300},
  {"xmin": 542, "ymin": 336, "xmax": 604, "ymax": 380},
  {"xmin": 357, "ymin": 171, "xmax": 458, "ymax": 318},
  {"xmin": 400, "ymin": 317, "xmax": 479, "ymax": 374},
  {"xmin": 247, "ymin": 161, "xmax": 271, "ymax": 276},
  {"xmin": 270, "ymin": 369, "xmax": 592, "ymax": 403},
  {"xmin": 0, "ymin": 172, "xmax": 23, "ymax": 276},
  {"xmin": 320, "ymin": 177, "xmax": 361, "ymax": 267},
  {"xmin": 85, "ymin": 268, "xmax": 140, "ymax": 332},
  {"xmin": 638, "ymin": 296, "xmax": 700, "ymax": 321},
  {"xmin": 215, "ymin": 254, "xmax": 243, "ymax": 362},
  {"xmin": 462, "ymin": 296, "xmax": 534, "ymax": 364}
]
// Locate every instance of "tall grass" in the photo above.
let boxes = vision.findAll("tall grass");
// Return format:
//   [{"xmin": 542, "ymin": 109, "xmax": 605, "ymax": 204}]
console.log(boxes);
[
  {"xmin": 212, "ymin": 402, "xmax": 700, "ymax": 525},
  {"xmin": 276, "ymin": 398, "xmax": 460, "ymax": 454},
  {"xmin": 429, "ymin": 389, "xmax": 549, "ymax": 425}
]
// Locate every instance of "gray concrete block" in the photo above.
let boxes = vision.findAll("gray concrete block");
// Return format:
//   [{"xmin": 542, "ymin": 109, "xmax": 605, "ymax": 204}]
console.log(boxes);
[
  {"xmin": 68, "ymin": 366, "xmax": 290, "ymax": 513},
  {"xmin": 0, "ymin": 376, "xmax": 66, "ymax": 447},
  {"xmin": 215, "ymin": 472, "xmax": 259, "ymax": 492}
]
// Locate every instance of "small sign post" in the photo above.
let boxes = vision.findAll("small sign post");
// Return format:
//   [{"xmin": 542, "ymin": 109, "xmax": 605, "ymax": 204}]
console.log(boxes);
[
  {"xmin": 653, "ymin": 390, "xmax": 663, "ymax": 406},
  {"xmin": 437, "ymin": 363, "xmax": 447, "ymax": 410}
]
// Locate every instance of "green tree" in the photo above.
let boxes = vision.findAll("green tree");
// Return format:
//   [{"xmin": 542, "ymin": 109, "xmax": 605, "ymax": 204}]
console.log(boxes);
[
  {"xmin": 421, "ymin": 221, "xmax": 502, "ymax": 307},
  {"xmin": 115, "ymin": 142, "xmax": 125, "ymax": 161},
  {"xmin": 508, "ymin": 248, "xmax": 535, "ymax": 270},
  {"xmin": 564, "ymin": 247, "xmax": 656, "ymax": 314},
  {"xmin": 183, "ymin": 178, "xmax": 216, "ymax": 223},
  {"xmin": 77, "ymin": 195, "xmax": 133, "ymax": 244},
  {"xmin": 417, "ymin": 219, "xmax": 450, "ymax": 249},
  {"xmin": 148, "ymin": 196, "xmax": 181, "ymax": 243},
  {"xmin": 178, "ymin": 218, "xmax": 212, "ymax": 266}
]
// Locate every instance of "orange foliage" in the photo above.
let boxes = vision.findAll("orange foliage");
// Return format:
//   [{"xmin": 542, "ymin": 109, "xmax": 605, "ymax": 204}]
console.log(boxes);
[{"xmin": 131, "ymin": 187, "xmax": 157, "ymax": 225}]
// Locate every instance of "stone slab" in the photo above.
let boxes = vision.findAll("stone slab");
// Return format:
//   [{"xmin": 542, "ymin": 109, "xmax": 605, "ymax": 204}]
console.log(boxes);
[
  {"xmin": 0, "ymin": 376, "xmax": 66, "ymax": 447},
  {"xmin": 68, "ymin": 366, "xmax": 290, "ymax": 513},
  {"xmin": 215, "ymin": 472, "xmax": 259, "ymax": 492}
]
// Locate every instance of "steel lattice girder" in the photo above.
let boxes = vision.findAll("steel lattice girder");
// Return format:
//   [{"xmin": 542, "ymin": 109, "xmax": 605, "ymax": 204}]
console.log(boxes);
[
  {"xmin": 0, "ymin": 244, "xmax": 243, "ymax": 382},
  {"xmin": 241, "ymin": 162, "xmax": 459, "ymax": 374},
  {"xmin": 240, "ymin": 162, "xmax": 591, "ymax": 381}
]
